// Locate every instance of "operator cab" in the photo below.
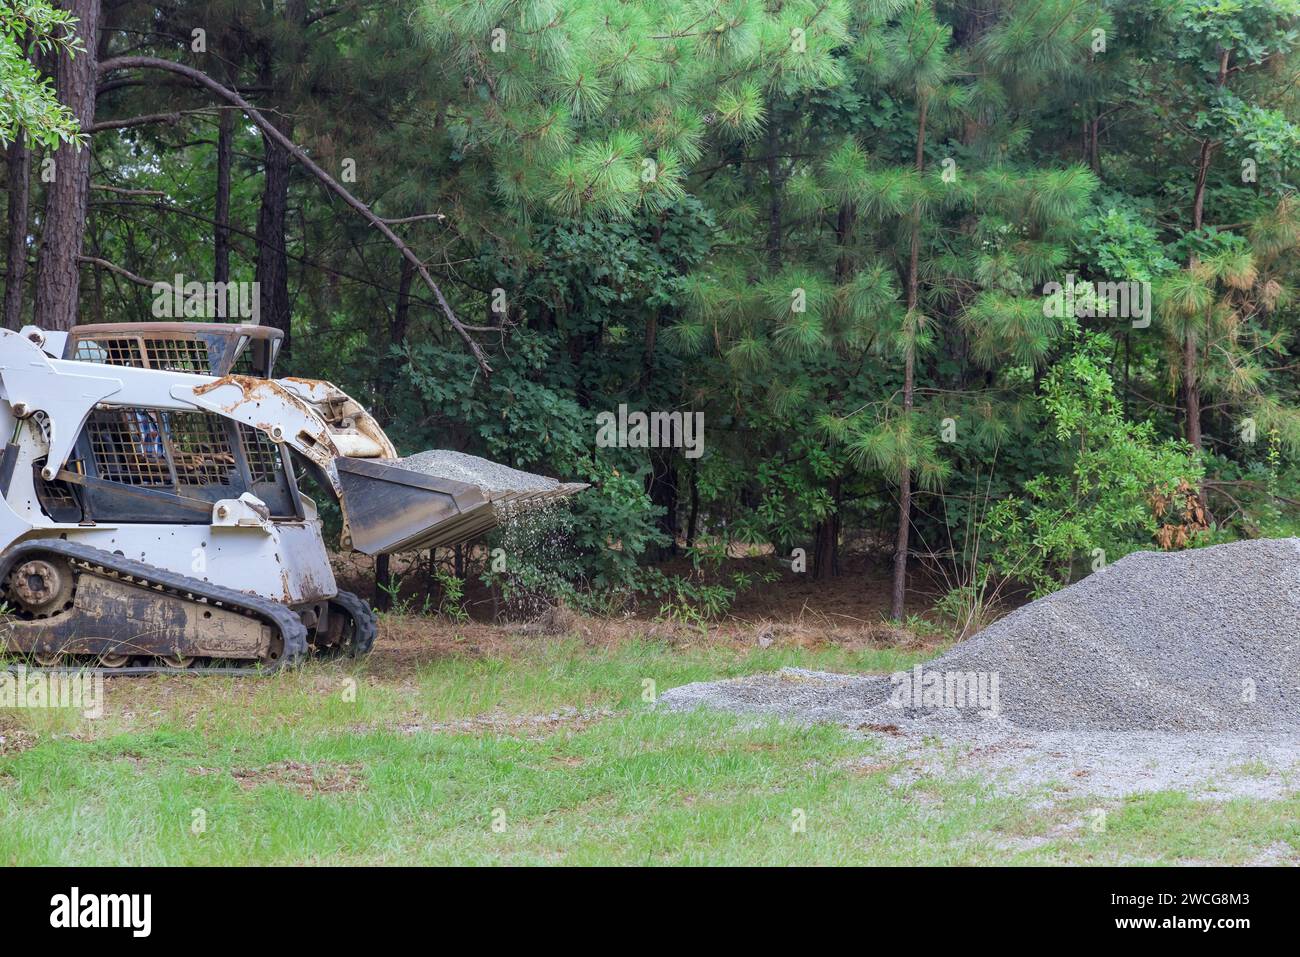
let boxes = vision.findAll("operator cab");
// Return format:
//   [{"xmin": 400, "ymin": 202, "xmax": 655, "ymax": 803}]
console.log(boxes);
[{"xmin": 31, "ymin": 322, "xmax": 299, "ymax": 525}]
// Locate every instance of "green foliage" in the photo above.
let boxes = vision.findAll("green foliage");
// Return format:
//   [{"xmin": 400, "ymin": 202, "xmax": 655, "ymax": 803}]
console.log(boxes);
[
  {"xmin": 0, "ymin": 0, "xmax": 83, "ymax": 147},
  {"xmin": 1075, "ymin": 202, "xmax": 1178, "ymax": 282},
  {"xmin": 986, "ymin": 334, "xmax": 1203, "ymax": 596},
  {"xmin": 432, "ymin": 566, "xmax": 470, "ymax": 622}
]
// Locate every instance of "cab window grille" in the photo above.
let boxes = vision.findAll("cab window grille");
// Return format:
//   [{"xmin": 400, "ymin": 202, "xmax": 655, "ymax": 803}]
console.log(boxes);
[
  {"xmin": 238, "ymin": 424, "xmax": 282, "ymax": 484},
  {"xmin": 74, "ymin": 337, "xmax": 143, "ymax": 367},
  {"xmin": 168, "ymin": 412, "xmax": 237, "ymax": 486},
  {"xmin": 72, "ymin": 335, "xmax": 215, "ymax": 373},
  {"xmin": 86, "ymin": 409, "xmax": 237, "ymax": 488},
  {"xmin": 231, "ymin": 344, "xmax": 258, "ymax": 374},
  {"xmin": 34, "ymin": 458, "xmax": 80, "ymax": 519},
  {"xmin": 87, "ymin": 410, "xmax": 172, "ymax": 486},
  {"xmin": 35, "ymin": 474, "xmax": 78, "ymax": 508},
  {"xmin": 143, "ymin": 337, "xmax": 212, "ymax": 373}
]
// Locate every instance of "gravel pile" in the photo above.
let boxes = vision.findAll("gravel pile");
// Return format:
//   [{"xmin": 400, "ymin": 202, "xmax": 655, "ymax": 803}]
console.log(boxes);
[
  {"xmin": 662, "ymin": 538, "xmax": 1300, "ymax": 733},
  {"xmin": 394, "ymin": 449, "xmax": 560, "ymax": 494}
]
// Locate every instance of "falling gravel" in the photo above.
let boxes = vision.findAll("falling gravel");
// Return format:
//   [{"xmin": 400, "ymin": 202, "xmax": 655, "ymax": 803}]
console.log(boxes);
[
  {"xmin": 394, "ymin": 449, "xmax": 581, "ymax": 622},
  {"xmin": 395, "ymin": 449, "xmax": 559, "ymax": 494},
  {"xmin": 662, "ymin": 538, "xmax": 1300, "ymax": 734}
]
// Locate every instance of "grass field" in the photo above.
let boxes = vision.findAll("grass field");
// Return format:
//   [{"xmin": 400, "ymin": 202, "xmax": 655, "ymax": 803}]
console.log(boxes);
[{"xmin": 2, "ymin": 622, "xmax": 1298, "ymax": 865}]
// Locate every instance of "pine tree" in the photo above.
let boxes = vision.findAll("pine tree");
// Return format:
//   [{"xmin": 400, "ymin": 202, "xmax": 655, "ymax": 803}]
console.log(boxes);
[{"xmin": 1134, "ymin": 0, "xmax": 1300, "ymax": 454}]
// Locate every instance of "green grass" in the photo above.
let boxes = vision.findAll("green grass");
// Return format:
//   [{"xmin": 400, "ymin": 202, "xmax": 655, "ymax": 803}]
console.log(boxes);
[{"xmin": 1, "ymin": 636, "xmax": 1297, "ymax": 865}]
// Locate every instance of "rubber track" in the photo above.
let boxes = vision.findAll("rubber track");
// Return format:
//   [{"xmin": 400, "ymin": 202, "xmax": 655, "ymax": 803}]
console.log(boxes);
[{"xmin": 0, "ymin": 539, "xmax": 308, "ymax": 675}]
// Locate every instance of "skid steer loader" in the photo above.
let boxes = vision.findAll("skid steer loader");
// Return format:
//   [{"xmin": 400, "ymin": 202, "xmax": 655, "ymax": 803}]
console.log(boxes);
[{"xmin": 0, "ymin": 322, "xmax": 584, "ymax": 673}]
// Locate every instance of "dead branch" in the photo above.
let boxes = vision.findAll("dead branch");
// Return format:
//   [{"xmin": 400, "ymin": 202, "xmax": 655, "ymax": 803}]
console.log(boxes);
[
  {"xmin": 91, "ymin": 184, "xmax": 165, "ymax": 196},
  {"xmin": 381, "ymin": 212, "xmax": 447, "ymax": 225},
  {"xmin": 96, "ymin": 54, "xmax": 492, "ymax": 376},
  {"xmin": 77, "ymin": 255, "xmax": 158, "ymax": 288}
]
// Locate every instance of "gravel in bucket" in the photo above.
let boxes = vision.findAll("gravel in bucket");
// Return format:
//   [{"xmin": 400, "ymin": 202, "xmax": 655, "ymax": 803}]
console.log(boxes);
[{"xmin": 394, "ymin": 449, "xmax": 560, "ymax": 494}]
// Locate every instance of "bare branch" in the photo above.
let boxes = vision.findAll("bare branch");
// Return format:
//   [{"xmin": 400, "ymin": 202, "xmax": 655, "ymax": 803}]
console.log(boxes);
[
  {"xmin": 91, "ymin": 184, "xmax": 165, "ymax": 197},
  {"xmin": 97, "ymin": 55, "xmax": 492, "ymax": 376},
  {"xmin": 77, "ymin": 255, "xmax": 157, "ymax": 288},
  {"xmin": 381, "ymin": 212, "xmax": 447, "ymax": 225},
  {"xmin": 90, "ymin": 111, "xmax": 182, "ymax": 132}
]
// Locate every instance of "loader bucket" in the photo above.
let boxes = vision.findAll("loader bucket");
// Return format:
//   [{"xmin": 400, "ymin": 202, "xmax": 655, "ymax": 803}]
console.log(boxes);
[{"xmin": 335, "ymin": 457, "xmax": 587, "ymax": 555}]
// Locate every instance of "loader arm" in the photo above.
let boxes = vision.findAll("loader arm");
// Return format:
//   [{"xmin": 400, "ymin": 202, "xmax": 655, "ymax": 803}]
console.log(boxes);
[
  {"xmin": 1, "ymin": 328, "xmax": 385, "ymax": 494},
  {"xmin": 171, "ymin": 375, "xmax": 581, "ymax": 555},
  {"xmin": 179, "ymin": 374, "xmax": 396, "ymax": 485}
]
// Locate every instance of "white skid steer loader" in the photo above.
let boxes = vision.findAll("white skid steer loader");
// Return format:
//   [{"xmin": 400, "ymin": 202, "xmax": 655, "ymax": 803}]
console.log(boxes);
[{"xmin": 0, "ymin": 322, "xmax": 584, "ymax": 673}]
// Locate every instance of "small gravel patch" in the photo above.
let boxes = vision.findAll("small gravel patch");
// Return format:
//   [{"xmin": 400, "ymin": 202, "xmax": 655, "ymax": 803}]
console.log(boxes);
[{"xmin": 862, "ymin": 724, "xmax": 1300, "ymax": 802}]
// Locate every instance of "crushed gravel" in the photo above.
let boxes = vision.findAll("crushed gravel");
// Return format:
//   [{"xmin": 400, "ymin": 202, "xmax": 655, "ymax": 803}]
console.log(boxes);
[
  {"xmin": 663, "ymin": 538, "xmax": 1300, "ymax": 734},
  {"xmin": 394, "ymin": 449, "xmax": 560, "ymax": 494},
  {"xmin": 660, "ymin": 539, "xmax": 1300, "ymax": 799}
]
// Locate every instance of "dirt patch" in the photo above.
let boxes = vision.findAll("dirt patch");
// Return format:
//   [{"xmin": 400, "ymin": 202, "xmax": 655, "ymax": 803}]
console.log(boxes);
[
  {"xmin": 387, "ymin": 705, "xmax": 614, "ymax": 740},
  {"xmin": 366, "ymin": 609, "xmax": 930, "ymax": 680},
  {"xmin": 853, "ymin": 728, "xmax": 1300, "ymax": 804},
  {"xmin": 1246, "ymin": 842, "xmax": 1300, "ymax": 866},
  {"xmin": 331, "ymin": 546, "xmax": 998, "ymax": 635},
  {"xmin": 505, "ymin": 602, "xmax": 579, "ymax": 637},
  {"xmin": 858, "ymin": 722, "xmax": 903, "ymax": 736},
  {"xmin": 190, "ymin": 760, "xmax": 364, "ymax": 797},
  {"xmin": 0, "ymin": 716, "xmax": 36, "ymax": 756}
]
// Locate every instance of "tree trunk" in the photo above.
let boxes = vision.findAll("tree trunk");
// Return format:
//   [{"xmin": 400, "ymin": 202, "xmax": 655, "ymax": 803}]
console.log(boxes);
[
  {"xmin": 391, "ymin": 254, "xmax": 414, "ymax": 346},
  {"xmin": 1089, "ymin": 115, "xmax": 1101, "ymax": 176},
  {"xmin": 423, "ymin": 548, "xmax": 437, "ymax": 609},
  {"xmin": 1183, "ymin": 332, "xmax": 1201, "ymax": 449},
  {"xmin": 253, "ymin": 2, "xmax": 305, "ymax": 350},
  {"xmin": 686, "ymin": 465, "xmax": 700, "ymax": 549},
  {"xmin": 374, "ymin": 255, "xmax": 415, "ymax": 421},
  {"xmin": 647, "ymin": 451, "xmax": 679, "ymax": 559},
  {"xmin": 1184, "ymin": 136, "xmax": 1212, "ymax": 453},
  {"xmin": 892, "ymin": 359, "xmax": 915, "ymax": 619},
  {"xmin": 1083, "ymin": 114, "xmax": 1102, "ymax": 176},
  {"xmin": 34, "ymin": 0, "xmax": 100, "ymax": 332},
  {"xmin": 891, "ymin": 94, "xmax": 928, "ymax": 622},
  {"xmin": 1183, "ymin": 50, "xmax": 1230, "ymax": 453},
  {"xmin": 214, "ymin": 106, "xmax": 233, "ymax": 283},
  {"xmin": 4, "ymin": 133, "xmax": 31, "ymax": 329},
  {"xmin": 815, "ymin": 203, "xmax": 854, "ymax": 581},
  {"xmin": 374, "ymin": 553, "xmax": 391, "ymax": 612},
  {"xmin": 254, "ymin": 110, "xmax": 293, "ymax": 345},
  {"xmin": 812, "ymin": 477, "xmax": 842, "ymax": 579},
  {"xmin": 765, "ymin": 104, "xmax": 782, "ymax": 270},
  {"xmin": 835, "ymin": 201, "xmax": 854, "ymax": 282}
]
